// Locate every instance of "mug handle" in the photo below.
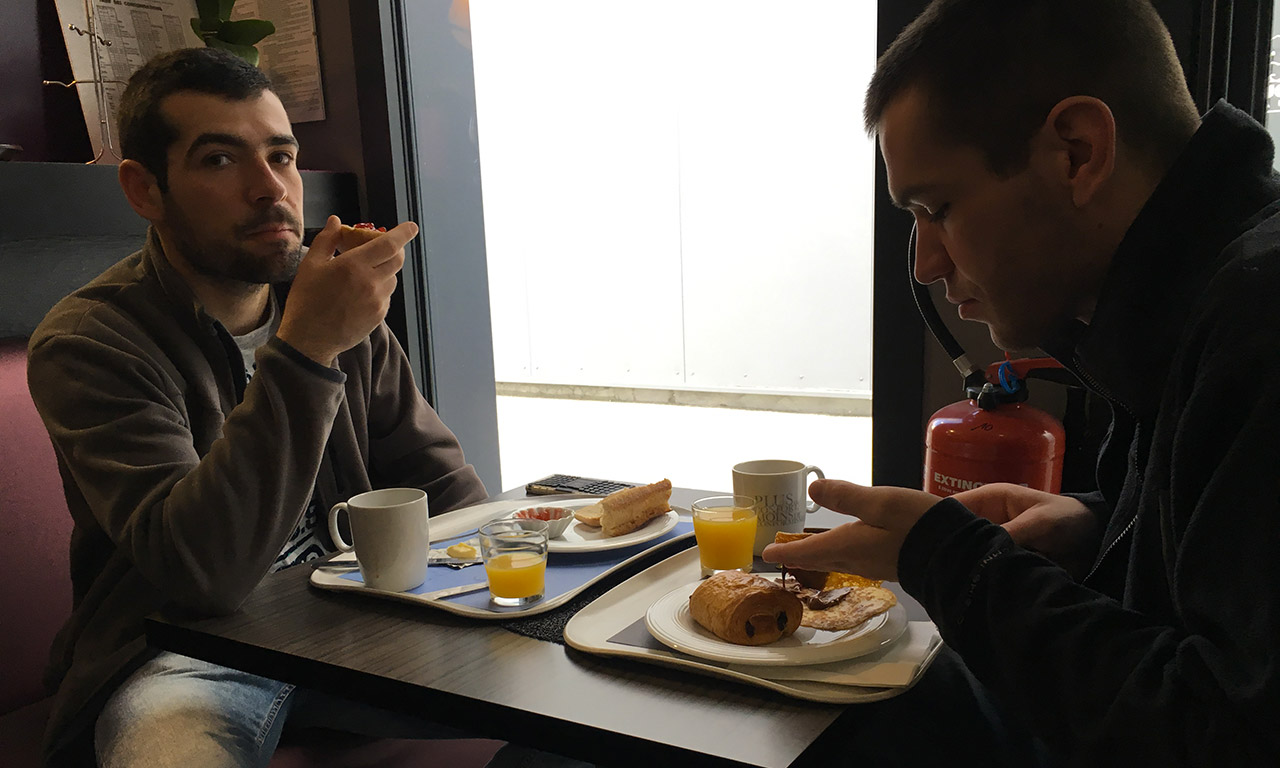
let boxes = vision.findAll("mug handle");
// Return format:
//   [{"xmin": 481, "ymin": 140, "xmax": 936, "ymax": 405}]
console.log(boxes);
[
  {"xmin": 328, "ymin": 502, "xmax": 355, "ymax": 552},
  {"xmin": 803, "ymin": 465, "xmax": 826, "ymax": 513}
]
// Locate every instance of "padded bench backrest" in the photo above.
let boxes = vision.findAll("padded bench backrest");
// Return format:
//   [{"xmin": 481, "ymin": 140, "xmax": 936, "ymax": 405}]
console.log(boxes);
[{"xmin": 0, "ymin": 337, "xmax": 73, "ymax": 713}]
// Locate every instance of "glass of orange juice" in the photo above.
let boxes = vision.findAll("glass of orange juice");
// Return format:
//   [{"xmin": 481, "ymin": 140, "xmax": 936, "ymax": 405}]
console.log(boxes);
[
  {"xmin": 692, "ymin": 495, "xmax": 758, "ymax": 578},
  {"xmin": 478, "ymin": 519, "xmax": 549, "ymax": 607}
]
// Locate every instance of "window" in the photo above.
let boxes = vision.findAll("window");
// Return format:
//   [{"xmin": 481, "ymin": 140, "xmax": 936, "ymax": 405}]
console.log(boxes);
[
  {"xmin": 470, "ymin": 1, "xmax": 878, "ymax": 491},
  {"xmin": 1267, "ymin": 0, "xmax": 1280, "ymax": 163}
]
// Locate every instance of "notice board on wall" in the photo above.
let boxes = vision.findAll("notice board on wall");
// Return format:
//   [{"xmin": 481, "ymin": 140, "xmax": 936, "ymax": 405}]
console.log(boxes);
[{"xmin": 53, "ymin": 0, "xmax": 325, "ymax": 163}]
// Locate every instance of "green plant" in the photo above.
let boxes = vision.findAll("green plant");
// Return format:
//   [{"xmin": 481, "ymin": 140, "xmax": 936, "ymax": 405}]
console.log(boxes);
[{"xmin": 190, "ymin": 0, "xmax": 275, "ymax": 67}]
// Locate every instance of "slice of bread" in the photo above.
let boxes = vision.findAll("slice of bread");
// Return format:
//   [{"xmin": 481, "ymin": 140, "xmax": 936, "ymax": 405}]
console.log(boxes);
[{"xmin": 574, "ymin": 502, "xmax": 604, "ymax": 527}]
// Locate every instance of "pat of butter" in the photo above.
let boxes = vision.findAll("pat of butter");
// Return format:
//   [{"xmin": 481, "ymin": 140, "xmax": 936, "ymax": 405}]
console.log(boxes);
[{"xmin": 446, "ymin": 542, "xmax": 477, "ymax": 559}]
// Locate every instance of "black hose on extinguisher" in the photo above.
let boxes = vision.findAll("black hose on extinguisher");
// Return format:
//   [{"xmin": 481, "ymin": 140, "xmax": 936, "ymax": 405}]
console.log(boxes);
[{"xmin": 906, "ymin": 223, "xmax": 988, "ymax": 392}]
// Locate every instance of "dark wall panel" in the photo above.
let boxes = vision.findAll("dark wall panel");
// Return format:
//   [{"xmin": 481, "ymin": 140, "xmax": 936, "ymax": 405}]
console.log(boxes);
[
  {"xmin": 0, "ymin": 164, "xmax": 358, "ymax": 340},
  {"xmin": 871, "ymin": 0, "xmax": 931, "ymax": 489},
  {"xmin": 0, "ymin": 0, "xmax": 92, "ymax": 162}
]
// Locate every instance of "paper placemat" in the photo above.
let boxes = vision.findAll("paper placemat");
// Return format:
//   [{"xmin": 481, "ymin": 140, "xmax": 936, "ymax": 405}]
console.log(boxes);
[{"xmin": 564, "ymin": 547, "xmax": 944, "ymax": 703}]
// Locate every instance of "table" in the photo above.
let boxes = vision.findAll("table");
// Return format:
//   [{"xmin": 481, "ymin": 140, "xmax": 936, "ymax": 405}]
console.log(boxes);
[{"xmin": 144, "ymin": 487, "xmax": 1029, "ymax": 767}]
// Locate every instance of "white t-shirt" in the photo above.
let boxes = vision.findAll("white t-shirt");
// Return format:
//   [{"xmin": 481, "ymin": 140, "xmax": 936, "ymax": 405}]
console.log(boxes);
[{"xmin": 231, "ymin": 293, "xmax": 331, "ymax": 571}]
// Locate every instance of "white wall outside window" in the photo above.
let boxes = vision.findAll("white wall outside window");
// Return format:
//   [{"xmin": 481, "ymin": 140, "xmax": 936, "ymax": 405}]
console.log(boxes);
[{"xmin": 1268, "ymin": 1, "xmax": 1280, "ymax": 164}]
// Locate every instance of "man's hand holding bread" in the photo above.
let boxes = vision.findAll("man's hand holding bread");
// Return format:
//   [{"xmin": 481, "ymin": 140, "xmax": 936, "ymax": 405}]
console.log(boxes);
[{"xmin": 278, "ymin": 215, "xmax": 417, "ymax": 366}]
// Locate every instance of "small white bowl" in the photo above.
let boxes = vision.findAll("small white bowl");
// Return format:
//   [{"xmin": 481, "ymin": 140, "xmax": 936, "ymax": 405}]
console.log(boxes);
[{"xmin": 513, "ymin": 506, "xmax": 575, "ymax": 538}]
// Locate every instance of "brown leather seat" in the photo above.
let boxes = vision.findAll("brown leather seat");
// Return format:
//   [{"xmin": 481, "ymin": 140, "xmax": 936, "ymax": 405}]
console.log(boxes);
[{"xmin": 0, "ymin": 338, "xmax": 501, "ymax": 766}]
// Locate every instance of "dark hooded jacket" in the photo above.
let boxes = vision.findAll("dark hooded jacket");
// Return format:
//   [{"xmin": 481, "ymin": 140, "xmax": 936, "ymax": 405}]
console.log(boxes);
[{"xmin": 899, "ymin": 101, "xmax": 1280, "ymax": 765}]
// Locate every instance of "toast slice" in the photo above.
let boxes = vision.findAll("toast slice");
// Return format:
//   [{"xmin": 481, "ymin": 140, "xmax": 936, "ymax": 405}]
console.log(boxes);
[{"xmin": 574, "ymin": 502, "xmax": 604, "ymax": 527}]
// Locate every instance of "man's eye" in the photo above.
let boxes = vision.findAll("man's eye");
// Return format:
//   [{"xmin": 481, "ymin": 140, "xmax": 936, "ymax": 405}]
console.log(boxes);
[
  {"xmin": 271, "ymin": 151, "xmax": 295, "ymax": 166},
  {"xmin": 203, "ymin": 153, "xmax": 232, "ymax": 167},
  {"xmin": 926, "ymin": 204, "xmax": 950, "ymax": 223}
]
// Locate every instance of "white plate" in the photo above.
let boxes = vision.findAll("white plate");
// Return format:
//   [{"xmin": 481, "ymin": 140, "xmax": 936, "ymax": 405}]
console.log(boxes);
[
  {"xmin": 645, "ymin": 577, "xmax": 908, "ymax": 666},
  {"xmin": 509, "ymin": 498, "xmax": 680, "ymax": 553}
]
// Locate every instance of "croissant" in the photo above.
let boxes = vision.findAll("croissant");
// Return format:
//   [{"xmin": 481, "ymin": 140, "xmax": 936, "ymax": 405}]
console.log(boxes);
[{"xmin": 689, "ymin": 571, "xmax": 802, "ymax": 646}]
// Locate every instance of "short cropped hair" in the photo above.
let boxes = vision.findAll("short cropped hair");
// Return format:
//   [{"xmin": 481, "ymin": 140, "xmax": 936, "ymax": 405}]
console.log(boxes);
[
  {"xmin": 117, "ymin": 48, "xmax": 274, "ymax": 191},
  {"xmin": 865, "ymin": 0, "xmax": 1201, "ymax": 176}
]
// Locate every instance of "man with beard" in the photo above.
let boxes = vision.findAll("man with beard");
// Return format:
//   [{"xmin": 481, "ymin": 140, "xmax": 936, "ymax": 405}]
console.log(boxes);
[{"xmin": 25, "ymin": 48, "xmax": 560, "ymax": 767}]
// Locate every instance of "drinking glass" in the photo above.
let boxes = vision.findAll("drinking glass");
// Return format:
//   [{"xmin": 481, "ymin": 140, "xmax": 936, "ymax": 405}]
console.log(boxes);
[
  {"xmin": 479, "ymin": 519, "xmax": 549, "ymax": 606},
  {"xmin": 691, "ymin": 495, "xmax": 758, "ymax": 578}
]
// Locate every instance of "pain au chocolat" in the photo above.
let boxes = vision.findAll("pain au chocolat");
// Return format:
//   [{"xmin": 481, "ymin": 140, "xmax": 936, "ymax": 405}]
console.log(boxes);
[
  {"xmin": 573, "ymin": 479, "xmax": 672, "ymax": 537},
  {"xmin": 689, "ymin": 571, "xmax": 803, "ymax": 646}
]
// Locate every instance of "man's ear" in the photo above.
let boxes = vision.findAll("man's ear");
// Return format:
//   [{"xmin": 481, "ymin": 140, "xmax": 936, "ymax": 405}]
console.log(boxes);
[
  {"xmin": 118, "ymin": 159, "xmax": 165, "ymax": 222},
  {"xmin": 1037, "ymin": 96, "xmax": 1116, "ymax": 208}
]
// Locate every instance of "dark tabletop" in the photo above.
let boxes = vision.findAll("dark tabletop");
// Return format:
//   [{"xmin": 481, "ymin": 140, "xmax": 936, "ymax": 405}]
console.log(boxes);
[{"xmin": 144, "ymin": 487, "xmax": 1039, "ymax": 767}]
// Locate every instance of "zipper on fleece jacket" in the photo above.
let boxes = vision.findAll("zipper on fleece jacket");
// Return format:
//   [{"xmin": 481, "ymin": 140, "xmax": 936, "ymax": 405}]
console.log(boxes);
[{"xmin": 1069, "ymin": 353, "xmax": 1142, "ymax": 586}]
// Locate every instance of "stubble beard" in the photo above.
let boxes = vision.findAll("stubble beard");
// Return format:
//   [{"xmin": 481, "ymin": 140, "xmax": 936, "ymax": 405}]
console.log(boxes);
[
  {"xmin": 166, "ymin": 199, "xmax": 304, "ymax": 290},
  {"xmin": 983, "ymin": 299, "xmax": 1062, "ymax": 354},
  {"xmin": 986, "ymin": 325, "xmax": 1040, "ymax": 355}
]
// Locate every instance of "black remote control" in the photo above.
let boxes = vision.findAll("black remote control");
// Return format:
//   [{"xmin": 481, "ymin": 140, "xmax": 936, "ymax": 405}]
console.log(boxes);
[{"xmin": 525, "ymin": 474, "xmax": 639, "ymax": 496}]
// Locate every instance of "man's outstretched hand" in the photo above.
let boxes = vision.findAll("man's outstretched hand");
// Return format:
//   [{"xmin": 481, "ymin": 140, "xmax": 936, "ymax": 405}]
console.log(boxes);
[
  {"xmin": 761, "ymin": 479, "xmax": 1102, "ymax": 582},
  {"xmin": 760, "ymin": 479, "xmax": 940, "ymax": 581}
]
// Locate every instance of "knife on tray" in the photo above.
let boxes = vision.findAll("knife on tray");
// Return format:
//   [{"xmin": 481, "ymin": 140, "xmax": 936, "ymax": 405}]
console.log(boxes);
[
  {"xmin": 312, "ymin": 555, "xmax": 481, "ymax": 572},
  {"xmin": 309, "ymin": 563, "xmax": 490, "ymax": 599},
  {"xmin": 416, "ymin": 582, "xmax": 490, "ymax": 600}
]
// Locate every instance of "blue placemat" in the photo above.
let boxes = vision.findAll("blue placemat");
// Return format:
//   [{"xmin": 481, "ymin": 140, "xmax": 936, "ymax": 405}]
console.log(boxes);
[{"xmin": 340, "ymin": 521, "xmax": 694, "ymax": 614}]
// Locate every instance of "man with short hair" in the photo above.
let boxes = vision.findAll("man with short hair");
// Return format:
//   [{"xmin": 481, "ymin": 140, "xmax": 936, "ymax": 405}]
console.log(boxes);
[
  {"xmin": 28, "ymin": 47, "xmax": 560, "ymax": 767},
  {"xmin": 766, "ymin": 1, "xmax": 1280, "ymax": 764}
]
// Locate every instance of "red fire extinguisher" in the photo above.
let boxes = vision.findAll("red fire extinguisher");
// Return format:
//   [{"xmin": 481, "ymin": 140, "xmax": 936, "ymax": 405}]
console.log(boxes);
[{"xmin": 923, "ymin": 357, "xmax": 1065, "ymax": 497}]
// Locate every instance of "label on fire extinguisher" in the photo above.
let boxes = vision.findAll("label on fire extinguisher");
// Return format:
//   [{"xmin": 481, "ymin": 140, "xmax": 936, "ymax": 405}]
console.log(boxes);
[
  {"xmin": 932, "ymin": 471, "xmax": 986, "ymax": 494},
  {"xmin": 929, "ymin": 471, "xmax": 1031, "ymax": 497}
]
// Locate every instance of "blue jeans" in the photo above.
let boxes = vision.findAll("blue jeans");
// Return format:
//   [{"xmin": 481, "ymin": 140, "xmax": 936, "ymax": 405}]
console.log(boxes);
[{"xmin": 94, "ymin": 651, "xmax": 589, "ymax": 768}]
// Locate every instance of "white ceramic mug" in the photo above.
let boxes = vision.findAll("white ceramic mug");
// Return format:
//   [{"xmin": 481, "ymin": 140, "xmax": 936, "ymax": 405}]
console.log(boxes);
[
  {"xmin": 732, "ymin": 460, "xmax": 826, "ymax": 555},
  {"xmin": 327, "ymin": 488, "xmax": 429, "ymax": 592}
]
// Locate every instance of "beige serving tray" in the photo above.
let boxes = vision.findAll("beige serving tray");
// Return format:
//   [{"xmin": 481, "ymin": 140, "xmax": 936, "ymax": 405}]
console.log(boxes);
[{"xmin": 563, "ymin": 546, "xmax": 943, "ymax": 704}]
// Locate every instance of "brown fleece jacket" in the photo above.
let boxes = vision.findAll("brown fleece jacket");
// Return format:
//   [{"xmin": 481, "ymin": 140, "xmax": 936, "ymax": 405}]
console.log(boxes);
[{"xmin": 26, "ymin": 228, "xmax": 487, "ymax": 764}]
